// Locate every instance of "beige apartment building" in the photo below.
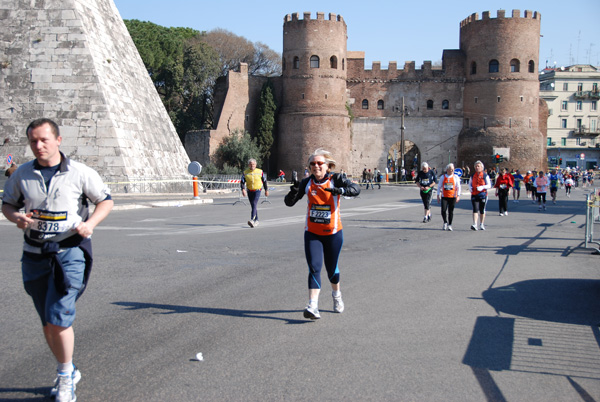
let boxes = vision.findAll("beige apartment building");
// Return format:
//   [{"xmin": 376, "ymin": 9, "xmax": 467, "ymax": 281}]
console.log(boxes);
[{"xmin": 539, "ymin": 64, "xmax": 599, "ymax": 170}]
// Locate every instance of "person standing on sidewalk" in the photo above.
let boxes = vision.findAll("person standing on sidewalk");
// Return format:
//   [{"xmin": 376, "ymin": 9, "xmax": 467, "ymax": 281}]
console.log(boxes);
[
  {"xmin": 284, "ymin": 148, "xmax": 360, "ymax": 320},
  {"xmin": 415, "ymin": 162, "xmax": 437, "ymax": 223},
  {"xmin": 436, "ymin": 163, "xmax": 461, "ymax": 231},
  {"xmin": 2, "ymin": 118, "xmax": 113, "ymax": 402},
  {"xmin": 469, "ymin": 160, "xmax": 491, "ymax": 231},
  {"xmin": 494, "ymin": 167, "xmax": 514, "ymax": 216},
  {"xmin": 241, "ymin": 158, "xmax": 269, "ymax": 228}
]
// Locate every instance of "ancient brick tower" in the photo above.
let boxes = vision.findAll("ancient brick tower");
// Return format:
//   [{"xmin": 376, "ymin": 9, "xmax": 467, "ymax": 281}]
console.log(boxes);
[
  {"xmin": 457, "ymin": 10, "xmax": 546, "ymax": 171},
  {"xmin": 278, "ymin": 12, "xmax": 351, "ymax": 174},
  {"xmin": 0, "ymin": 0, "xmax": 190, "ymax": 188}
]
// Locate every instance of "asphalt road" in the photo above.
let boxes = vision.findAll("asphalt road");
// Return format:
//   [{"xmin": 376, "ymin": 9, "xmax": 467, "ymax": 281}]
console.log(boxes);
[{"xmin": 0, "ymin": 184, "xmax": 599, "ymax": 401}]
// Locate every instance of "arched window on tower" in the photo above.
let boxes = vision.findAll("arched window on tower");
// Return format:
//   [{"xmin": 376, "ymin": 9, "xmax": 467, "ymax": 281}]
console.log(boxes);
[
  {"xmin": 310, "ymin": 55, "xmax": 320, "ymax": 68},
  {"xmin": 528, "ymin": 60, "xmax": 535, "ymax": 73},
  {"xmin": 293, "ymin": 56, "xmax": 299, "ymax": 69},
  {"xmin": 426, "ymin": 100, "xmax": 433, "ymax": 110},
  {"xmin": 342, "ymin": 59, "xmax": 345, "ymax": 70},
  {"xmin": 510, "ymin": 59, "xmax": 520, "ymax": 72},
  {"xmin": 442, "ymin": 100, "xmax": 449, "ymax": 110},
  {"xmin": 377, "ymin": 100, "xmax": 384, "ymax": 110},
  {"xmin": 471, "ymin": 61, "xmax": 477, "ymax": 75},
  {"xmin": 489, "ymin": 59, "xmax": 499, "ymax": 73},
  {"xmin": 362, "ymin": 99, "xmax": 369, "ymax": 109},
  {"xmin": 330, "ymin": 56, "xmax": 338, "ymax": 69}
]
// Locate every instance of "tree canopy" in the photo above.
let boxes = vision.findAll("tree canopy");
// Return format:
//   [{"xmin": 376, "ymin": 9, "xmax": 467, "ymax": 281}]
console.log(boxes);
[
  {"xmin": 214, "ymin": 129, "xmax": 262, "ymax": 172},
  {"xmin": 124, "ymin": 20, "xmax": 282, "ymax": 144}
]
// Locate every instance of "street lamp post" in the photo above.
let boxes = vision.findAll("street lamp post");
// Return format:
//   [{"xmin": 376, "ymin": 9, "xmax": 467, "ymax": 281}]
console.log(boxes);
[{"xmin": 400, "ymin": 96, "xmax": 405, "ymax": 182}]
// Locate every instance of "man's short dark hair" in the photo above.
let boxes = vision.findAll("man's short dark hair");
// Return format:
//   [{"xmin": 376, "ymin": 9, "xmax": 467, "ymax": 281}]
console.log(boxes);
[{"xmin": 26, "ymin": 118, "xmax": 60, "ymax": 139}]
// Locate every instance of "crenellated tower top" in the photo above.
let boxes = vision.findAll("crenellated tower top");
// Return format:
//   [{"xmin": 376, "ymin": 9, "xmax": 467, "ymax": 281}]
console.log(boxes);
[
  {"xmin": 460, "ymin": 9, "xmax": 540, "ymax": 28},
  {"xmin": 284, "ymin": 12, "xmax": 344, "ymax": 24}
]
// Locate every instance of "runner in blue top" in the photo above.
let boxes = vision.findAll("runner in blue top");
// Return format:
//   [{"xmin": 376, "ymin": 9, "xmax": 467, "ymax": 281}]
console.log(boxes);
[
  {"xmin": 512, "ymin": 169, "xmax": 524, "ymax": 203},
  {"xmin": 549, "ymin": 169, "xmax": 559, "ymax": 204}
]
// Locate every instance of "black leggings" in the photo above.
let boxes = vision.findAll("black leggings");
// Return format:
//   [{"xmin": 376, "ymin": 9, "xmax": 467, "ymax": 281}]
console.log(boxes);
[
  {"xmin": 247, "ymin": 190, "xmax": 261, "ymax": 220},
  {"xmin": 498, "ymin": 189, "xmax": 509, "ymax": 213},
  {"xmin": 441, "ymin": 197, "xmax": 457, "ymax": 225}
]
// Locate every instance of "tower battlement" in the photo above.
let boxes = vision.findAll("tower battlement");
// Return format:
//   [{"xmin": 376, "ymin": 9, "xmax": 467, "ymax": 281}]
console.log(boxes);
[
  {"xmin": 460, "ymin": 9, "xmax": 540, "ymax": 28},
  {"xmin": 284, "ymin": 12, "xmax": 344, "ymax": 24}
]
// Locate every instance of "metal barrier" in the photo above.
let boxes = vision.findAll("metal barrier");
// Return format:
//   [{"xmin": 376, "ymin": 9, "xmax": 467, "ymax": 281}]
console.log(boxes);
[{"xmin": 584, "ymin": 188, "xmax": 600, "ymax": 254}]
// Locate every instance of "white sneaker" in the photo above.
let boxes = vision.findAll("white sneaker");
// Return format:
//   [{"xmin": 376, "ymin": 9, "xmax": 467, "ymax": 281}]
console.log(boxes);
[
  {"xmin": 447, "ymin": 225, "xmax": 453, "ymax": 231},
  {"xmin": 333, "ymin": 293, "xmax": 344, "ymax": 313},
  {"xmin": 55, "ymin": 373, "xmax": 76, "ymax": 402},
  {"xmin": 253, "ymin": 220, "xmax": 259, "ymax": 227},
  {"xmin": 471, "ymin": 224, "xmax": 478, "ymax": 231},
  {"xmin": 479, "ymin": 224, "xmax": 486, "ymax": 231},
  {"xmin": 499, "ymin": 212, "xmax": 503, "ymax": 216},
  {"xmin": 247, "ymin": 220, "xmax": 254, "ymax": 228},
  {"xmin": 504, "ymin": 211, "xmax": 508, "ymax": 216},
  {"xmin": 443, "ymin": 223, "xmax": 448, "ymax": 231},
  {"xmin": 51, "ymin": 367, "xmax": 81, "ymax": 398},
  {"xmin": 303, "ymin": 304, "xmax": 320, "ymax": 320}
]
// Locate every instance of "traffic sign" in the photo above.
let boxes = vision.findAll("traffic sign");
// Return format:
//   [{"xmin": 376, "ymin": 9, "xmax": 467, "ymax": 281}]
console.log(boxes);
[
  {"xmin": 454, "ymin": 168, "xmax": 463, "ymax": 177},
  {"xmin": 580, "ymin": 153, "xmax": 585, "ymax": 160},
  {"xmin": 6, "ymin": 154, "xmax": 12, "ymax": 165},
  {"xmin": 187, "ymin": 161, "xmax": 202, "ymax": 176}
]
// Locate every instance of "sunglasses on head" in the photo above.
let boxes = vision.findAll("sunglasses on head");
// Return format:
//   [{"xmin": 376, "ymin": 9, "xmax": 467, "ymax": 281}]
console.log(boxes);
[{"xmin": 310, "ymin": 161, "xmax": 326, "ymax": 166}]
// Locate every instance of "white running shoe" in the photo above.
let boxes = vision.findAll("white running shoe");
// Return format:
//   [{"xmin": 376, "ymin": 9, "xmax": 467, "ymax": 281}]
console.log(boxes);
[
  {"xmin": 253, "ymin": 220, "xmax": 259, "ymax": 227},
  {"xmin": 303, "ymin": 304, "xmax": 320, "ymax": 320},
  {"xmin": 504, "ymin": 211, "xmax": 508, "ymax": 216},
  {"xmin": 51, "ymin": 367, "xmax": 81, "ymax": 398},
  {"xmin": 443, "ymin": 223, "xmax": 448, "ymax": 231},
  {"xmin": 471, "ymin": 224, "xmax": 478, "ymax": 231},
  {"xmin": 448, "ymin": 225, "xmax": 453, "ymax": 231},
  {"xmin": 247, "ymin": 220, "xmax": 254, "ymax": 228},
  {"xmin": 333, "ymin": 293, "xmax": 344, "ymax": 313},
  {"xmin": 479, "ymin": 224, "xmax": 486, "ymax": 231},
  {"xmin": 55, "ymin": 373, "xmax": 76, "ymax": 402}
]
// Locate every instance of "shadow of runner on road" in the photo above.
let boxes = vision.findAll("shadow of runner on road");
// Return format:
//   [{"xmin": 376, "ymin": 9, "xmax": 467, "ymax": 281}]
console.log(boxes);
[{"xmin": 113, "ymin": 301, "xmax": 310, "ymax": 325}]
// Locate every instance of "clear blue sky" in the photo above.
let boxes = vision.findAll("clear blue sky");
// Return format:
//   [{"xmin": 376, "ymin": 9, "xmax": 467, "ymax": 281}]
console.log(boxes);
[{"xmin": 113, "ymin": 0, "xmax": 599, "ymax": 70}]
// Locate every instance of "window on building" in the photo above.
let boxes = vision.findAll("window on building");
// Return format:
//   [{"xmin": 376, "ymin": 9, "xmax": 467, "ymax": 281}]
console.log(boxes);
[
  {"xmin": 577, "ymin": 83, "xmax": 583, "ymax": 93},
  {"xmin": 561, "ymin": 138, "xmax": 567, "ymax": 146},
  {"xmin": 342, "ymin": 59, "xmax": 345, "ymax": 70},
  {"xmin": 563, "ymin": 83, "xmax": 568, "ymax": 91},
  {"xmin": 442, "ymin": 100, "xmax": 449, "ymax": 110},
  {"xmin": 577, "ymin": 119, "xmax": 582, "ymax": 130},
  {"xmin": 528, "ymin": 60, "xmax": 535, "ymax": 73},
  {"xmin": 377, "ymin": 100, "xmax": 384, "ymax": 110},
  {"xmin": 561, "ymin": 101, "xmax": 568, "ymax": 111},
  {"xmin": 470, "ymin": 62, "xmax": 477, "ymax": 75},
  {"xmin": 497, "ymin": 96, "xmax": 501, "ymax": 103},
  {"xmin": 426, "ymin": 100, "xmax": 433, "ymax": 110},
  {"xmin": 293, "ymin": 56, "xmax": 299, "ymax": 69},
  {"xmin": 591, "ymin": 119, "xmax": 597, "ymax": 132},
  {"xmin": 310, "ymin": 55, "xmax": 320, "ymax": 68},
  {"xmin": 474, "ymin": 97, "xmax": 478, "ymax": 104},
  {"xmin": 362, "ymin": 99, "xmax": 369, "ymax": 109},
  {"xmin": 576, "ymin": 101, "xmax": 582, "ymax": 111},
  {"xmin": 330, "ymin": 56, "xmax": 337, "ymax": 69},
  {"xmin": 510, "ymin": 59, "xmax": 520, "ymax": 72},
  {"xmin": 593, "ymin": 83, "xmax": 598, "ymax": 93},
  {"xmin": 547, "ymin": 137, "xmax": 552, "ymax": 146},
  {"xmin": 592, "ymin": 101, "xmax": 598, "ymax": 111},
  {"xmin": 520, "ymin": 96, "xmax": 524, "ymax": 102},
  {"xmin": 489, "ymin": 59, "xmax": 499, "ymax": 73},
  {"xmin": 561, "ymin": 119, "xmax": 567, "ymax": 128}
]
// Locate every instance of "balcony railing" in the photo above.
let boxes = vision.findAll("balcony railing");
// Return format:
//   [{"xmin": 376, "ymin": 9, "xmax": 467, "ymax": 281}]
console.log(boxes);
[
  {"xmin": 573, "ymin": 90, "xmax": 600, "ymax": 100},
  {"xmin": 571, "ymin": 126, "xmax": 600, "ymax": 136},
  {"xmin": 549, "ymin": 137, "xmax": 599, "ymax": 148}
]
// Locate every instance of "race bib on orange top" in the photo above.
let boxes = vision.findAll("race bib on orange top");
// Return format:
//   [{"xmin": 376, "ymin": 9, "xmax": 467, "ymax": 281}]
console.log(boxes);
[{"xmin": 305, "ymin": 178, "xmax": 342, "ymax": 235}]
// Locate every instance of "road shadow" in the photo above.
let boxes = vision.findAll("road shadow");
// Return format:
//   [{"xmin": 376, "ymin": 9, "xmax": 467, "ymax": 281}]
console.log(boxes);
[
  {"xmin": 482, "ymin": 278, "xmax": 600, "ymax": 326},
  {"xmin": 0, "ymin": 386, "xmax": 50, "ymax": 401},
  {"xmin": 113, "ymin": 301, "xmax": 310, "ymax": 325},
  {"xmin": 463, "ymin": 279, "xmax": 600, "ymax": 400}
]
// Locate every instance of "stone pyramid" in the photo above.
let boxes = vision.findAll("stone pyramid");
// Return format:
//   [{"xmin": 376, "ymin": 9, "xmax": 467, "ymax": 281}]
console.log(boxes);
[{"xmin": 0, "ymin": 0, "xmax": 191, "ymax": 190}]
